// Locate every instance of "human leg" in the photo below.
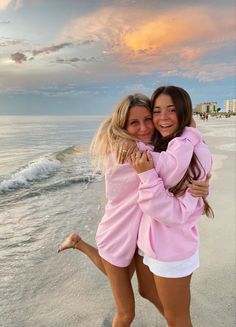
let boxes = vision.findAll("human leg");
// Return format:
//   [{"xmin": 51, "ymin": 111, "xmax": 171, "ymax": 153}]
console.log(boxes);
[
  {"xmin": 58, "ymin": 233, "xmax": 135, "ymax": 277},
  {"xmin": 58, "ymin": 232, "xmax": 106, "ymax": 274},
  {"xmin": 134, "ymin": 252, "xmax": 164, "ymax": 315},
  {"xmin": 153, "ymin": 274, "xmax": 193, "ymax": 327},
  {"xmin": 102, "ymin": 258, "xmax": 135, "ymax": 327}
]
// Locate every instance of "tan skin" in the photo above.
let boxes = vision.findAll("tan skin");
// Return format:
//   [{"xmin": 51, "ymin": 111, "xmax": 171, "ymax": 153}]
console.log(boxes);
[{"xmin": 58, "ymin": 105, "xmax": 209, "ymax": 327}]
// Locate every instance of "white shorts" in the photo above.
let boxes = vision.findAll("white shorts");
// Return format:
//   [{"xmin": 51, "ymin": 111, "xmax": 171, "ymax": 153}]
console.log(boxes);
[{"xmin": 138, "ymin": 249, "xmax": 200, "ymax": 278}]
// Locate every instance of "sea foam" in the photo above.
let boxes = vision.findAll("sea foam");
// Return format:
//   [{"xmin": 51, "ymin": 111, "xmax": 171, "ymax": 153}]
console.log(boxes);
[{"xmin": 0, "ymin": 157, "xmax": 61, "ymax": 193}]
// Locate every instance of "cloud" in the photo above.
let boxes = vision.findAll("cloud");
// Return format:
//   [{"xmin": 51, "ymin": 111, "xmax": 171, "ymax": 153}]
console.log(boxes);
[
  {"xmin": 31, "ymin": 40, "xmax": 94, "ymax": 57},
  {"xmin": 0, "ymin": 0, "xmax": 22, "ymax": 11},
  {"xmin": 0, "ymin": 85, "xmax": 93, "ymax": 98},
  {"xmin": 54, "ymin": 57, "xmax": 98, "ymax": 64},
  {"xmin": 6, "ymin": 42, "xmax": 80, "ymax": 65},
  {"xmin": 185, "ymin": 63, "xmax": 234, "ymax": 82},
  {"xmin": 59, "ymin": 4, "xmax": 235, "ymax": 81},
  {"xmin": 0, "ymin": 0, "xmax": 11, "ymax": 10},
  {"xmin": 8, "ymin": 42, "xmax": 75, "ymax": 65},
  {"xmin": 13, "ymin": 0, "xmax": 22, "ymax": 9},
  {"xmin": 60, "ymin": 5, "xmax": 235, "ymax": 51},
  {"xmin": 122, "ymin": 9, "xmax": 232, "ymax": 53},
  {"xmin": 0, "ymin": 20, "xmax": 10, "ymax": 24},
  {"xmin": 0, "ymin": 37, "xmax": 22, "ymax": 47},
  {"xmin": 32, "ymin": 42, "xmax": 72, "ymax": 56},
  {"xmin": 11, "ymin": 52, "xmax": 27, "ymax": 64},
  {"xmin": 124, "ymin": 83, "xmax": 152, "ymax": 94}
]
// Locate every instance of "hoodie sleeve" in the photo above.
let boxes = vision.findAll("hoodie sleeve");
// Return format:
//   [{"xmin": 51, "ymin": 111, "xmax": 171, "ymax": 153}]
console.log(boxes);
[
  {"xmin": 153, "ymin": 127, "xmax": 202, "ymax": 187},
  {"xmin": 137, "ymin": 169, "xmax": 203, "ymax": 225}
]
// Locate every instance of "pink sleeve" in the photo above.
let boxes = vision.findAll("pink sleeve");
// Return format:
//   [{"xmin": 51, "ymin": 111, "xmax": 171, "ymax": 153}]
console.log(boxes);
[
  {"xmin": 153, "ymin": 127, "xmax": 202, "ymax": 187},
  {"xmin": 137, "ymin": 169, "xmax": 203, "ymax": 225}
]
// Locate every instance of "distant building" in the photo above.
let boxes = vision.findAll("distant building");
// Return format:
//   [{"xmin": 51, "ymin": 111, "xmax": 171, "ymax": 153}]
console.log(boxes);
[
  {"xmin": 194, "ymin": 102, "xmax": 217, "ymax": 113},
  {"xmin": 224, "ymin": 99, "xmax": 236, "ymax": 113}
]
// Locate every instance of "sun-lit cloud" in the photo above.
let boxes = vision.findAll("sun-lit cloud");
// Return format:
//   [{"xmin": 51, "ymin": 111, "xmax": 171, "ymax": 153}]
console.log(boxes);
[
  {"xmin": 59, "ymin": 4, "xmax": 235, "ymax": 81},
  {"xmin": 0, "ymin": 0, "xmax": 22, "ymax": 10},
  {"xmin": 0, "ymin": 0, "xmax": 11, "ymax": 10},
  {"xmin": 122, "ymin": 7, "xmax": 234, "ymax": 54}
]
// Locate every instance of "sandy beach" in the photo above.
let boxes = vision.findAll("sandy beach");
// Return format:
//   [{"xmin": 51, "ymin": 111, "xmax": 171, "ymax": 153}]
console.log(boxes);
[
  {"xmin": 52, "ymin": 116, "xmax": 235, "ymax": 327},
  {"xmin": 2, "ymin": 116, "xmax": 234, "ymax": 327}
]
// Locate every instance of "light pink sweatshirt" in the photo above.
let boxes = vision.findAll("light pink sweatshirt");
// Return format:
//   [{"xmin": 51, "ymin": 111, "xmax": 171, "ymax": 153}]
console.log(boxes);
[
  {"xmin": 96, "ymin": 127, "xmax": 210, "ymax": 267},
  {"xmin": 137, "ymin": 140, "xmax": 212, "ymax": 262}
]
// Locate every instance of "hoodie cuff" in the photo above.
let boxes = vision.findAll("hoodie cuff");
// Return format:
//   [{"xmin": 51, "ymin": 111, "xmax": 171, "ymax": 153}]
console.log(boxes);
[{"xmin": 138, "ymin": 168, "xmax": 159, "ymax": 186}]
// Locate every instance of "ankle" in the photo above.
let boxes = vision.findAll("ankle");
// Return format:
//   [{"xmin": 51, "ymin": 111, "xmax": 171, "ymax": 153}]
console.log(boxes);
[{"xmin": 74, "ymin": 238, "xmax": 82, "ymax": 250}]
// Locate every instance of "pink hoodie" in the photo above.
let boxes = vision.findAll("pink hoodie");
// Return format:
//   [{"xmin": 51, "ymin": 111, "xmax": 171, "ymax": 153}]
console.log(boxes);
[
  {"xmin": 137, "ymin": 140, "xmax": 212, "ymax": 262},
  {"xmin": 96, "ymin": 127, "xmax": 211, "ymax": 267}
]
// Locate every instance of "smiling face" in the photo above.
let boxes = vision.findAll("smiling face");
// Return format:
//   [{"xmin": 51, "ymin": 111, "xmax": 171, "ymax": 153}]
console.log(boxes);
[
  {"xmin": 152, "ymin": 93, "xmax": 179, "ymax": 137},
  {"xmin": 126, "ymin": 106, "xmax": 154, "ymax": 142}
]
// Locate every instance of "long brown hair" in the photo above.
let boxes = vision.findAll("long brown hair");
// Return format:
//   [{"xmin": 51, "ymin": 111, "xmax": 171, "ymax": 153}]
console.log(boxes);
[{"xmin": 151, "ymin": 86, "xmax": 214, "ymax": 218}]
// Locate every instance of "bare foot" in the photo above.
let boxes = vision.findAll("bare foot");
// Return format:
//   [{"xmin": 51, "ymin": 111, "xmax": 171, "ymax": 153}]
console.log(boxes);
[{"xmin": 58, "ymin": 233, "xmax": 81, "ymax": 253}]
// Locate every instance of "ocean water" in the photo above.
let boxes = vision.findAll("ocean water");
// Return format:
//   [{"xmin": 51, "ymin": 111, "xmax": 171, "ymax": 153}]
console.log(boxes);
[
  {"xmin": 0, "ymin": 116, "xmax": 110, "ymax": 327},
  {"xmin": 0, "ymin": 115, "xmax": 235, "ymax": 327}
]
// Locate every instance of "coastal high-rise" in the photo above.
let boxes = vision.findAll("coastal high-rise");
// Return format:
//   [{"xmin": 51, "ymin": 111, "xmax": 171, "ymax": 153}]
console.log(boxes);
[
  {"xmin": 194, "ymin": 102, "xmax": 217, "ymax": 113},
  {"xmin": 224, "ymin": 99, "xmax": 236, "ymax": 113}
]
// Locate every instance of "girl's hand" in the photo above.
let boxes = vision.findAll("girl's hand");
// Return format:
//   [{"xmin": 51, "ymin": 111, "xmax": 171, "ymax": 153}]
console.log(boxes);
[
  {"xmin": 116, "ymin": 140, "xmax": 137, "ymax": 164},
  {"xmin": 128, "ymin": 150, "xmax": 154, "ymax": 173},
  {"xmin": 188, "ymin": 174, "xmax": 211, "ymax": 197}
]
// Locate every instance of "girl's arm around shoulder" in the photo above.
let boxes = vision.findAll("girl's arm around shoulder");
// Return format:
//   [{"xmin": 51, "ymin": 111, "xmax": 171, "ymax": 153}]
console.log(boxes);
[
  {"xmin": 153, "ymin": 127, "xmax": 203, "ymax": 186},
  {"xmin": 180, "ymin": 126, "xmax": 202, "ymax": 145},
  {"xmin": 194, "ymin": 140, "xmax": 213, "ymax": 175}
]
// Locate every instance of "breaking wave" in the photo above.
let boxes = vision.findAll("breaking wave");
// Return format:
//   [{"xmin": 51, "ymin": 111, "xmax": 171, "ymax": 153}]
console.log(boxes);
[{"xmin": 0, "ymin": 157, "xmax": 61, "ymax": 193}]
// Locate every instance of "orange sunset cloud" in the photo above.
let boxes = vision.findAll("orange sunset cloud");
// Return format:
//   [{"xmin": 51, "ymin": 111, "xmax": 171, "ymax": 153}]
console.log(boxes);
[
  {"xmin": 0, "ymin": 0, "xmax": 11, "ymax": 10},
  {"xmin": 59, "ymin": 4, "xmax": 234, "ymax": 70}
]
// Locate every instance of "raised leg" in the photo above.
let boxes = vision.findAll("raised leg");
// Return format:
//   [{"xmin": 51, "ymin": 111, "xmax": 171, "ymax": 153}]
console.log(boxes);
[
  {"xmin": 102, "ymin": 258, "xmax": 135, "ymax": 327},
  {"xmin": 153, "ymin": 274, "xmax": 193, "ymax": 327},
  {"xmin": 134, "ymin": 253, "xmax": 164, "ymax": 316},
  {"xmin": 76, "ymin": 239, "xmax": 107, "ymax": 274},
  {"xmin": 58, "ymin": 232, "xmax": 106, "ymax": 273},
  {"xmin": 58, "ymin": 233, "xmax": 135, "ymax": 277}
]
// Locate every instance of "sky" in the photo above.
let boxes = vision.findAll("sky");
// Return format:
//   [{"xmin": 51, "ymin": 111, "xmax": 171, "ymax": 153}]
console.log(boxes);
[{"xmin": 0, "ymin": 0, "xmax": 235, "ymax": 115}]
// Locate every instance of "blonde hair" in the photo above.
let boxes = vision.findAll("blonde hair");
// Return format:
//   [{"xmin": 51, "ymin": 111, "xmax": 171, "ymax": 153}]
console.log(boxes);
[{"xmin": 90, "ymin": 93, "xmax": 151, "ymax": 171}]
